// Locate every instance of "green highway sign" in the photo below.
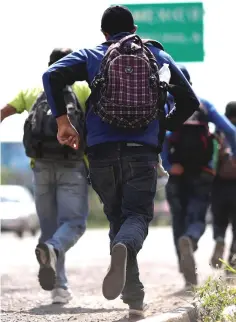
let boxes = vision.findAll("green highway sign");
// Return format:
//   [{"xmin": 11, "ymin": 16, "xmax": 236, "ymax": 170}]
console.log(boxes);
[{"xmin": 124, "ymin": 2, "xmax": 204, "ymax": 62}]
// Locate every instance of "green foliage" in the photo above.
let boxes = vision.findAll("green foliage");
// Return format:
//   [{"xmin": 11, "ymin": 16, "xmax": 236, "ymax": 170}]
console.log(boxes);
[
  {"xmin": 87, "ymin": 187, "xmax": 108, "ymax": 228},
  {"xmin": 195, "ymin": 268, "xmax": 236, "ymax": 322},
  {"xmin": 1, "ymin": 167, "xmax": 15, "ymax": 184},
  {"xmin": 0, "ymin": 167, "xmax": 170, "ymax": 228},
  {"xmin": 220, "ymin": 259, "xmax": 236, "ymax": 275}
]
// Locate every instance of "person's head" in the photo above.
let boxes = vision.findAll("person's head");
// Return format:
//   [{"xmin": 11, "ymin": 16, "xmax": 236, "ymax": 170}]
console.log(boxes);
[
  {"xmin": 225, "ymin": 101, "xmax": 236, "ymax": 126},
  {"xmin": 178, "ymin": 64, "xmax": 192, "ymax": 85},
  {"xmin": 48, "ymin": 48, "xmax": 73, "ymax": 66},
  {"xmin": 101, "ymin": 5, "xmax": 137, "ymax": 40}
]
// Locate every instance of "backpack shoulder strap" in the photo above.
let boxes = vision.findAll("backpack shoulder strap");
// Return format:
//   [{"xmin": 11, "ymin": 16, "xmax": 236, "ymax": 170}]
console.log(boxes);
[
  {"xmin": 102, "ymin": 34, "xmax": 141, "ymax": 46},
  {"xmin": 28, "ymin": 91, "xmax": 46, "ymax": 114},
  {"xmin": 142, "ymin": 39, "xmax": 164, "ymax": 51},
  {"xmin": 34, "ymin": 91, "xmax": 46, "ymax": 102},
  {"xmin": 64, "ymin": 86, "xmax": 84, "ymax": 114},
  {"xmin": 101, "ymin": 40, "xmax": 119, "ymax": 59}
]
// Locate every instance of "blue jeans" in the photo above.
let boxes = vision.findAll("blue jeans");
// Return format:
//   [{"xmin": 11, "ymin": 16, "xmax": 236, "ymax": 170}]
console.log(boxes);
[
  {"xmin": 87, "ymin": 142, "xmax": 158, "ymax": 305},
  {"xmin": 33, "ymin": 159, "xmax": 88, "ymax": 289},
  {"xmin": 166, "ymin": 172, "xmax": 213, "ymax": 261}
]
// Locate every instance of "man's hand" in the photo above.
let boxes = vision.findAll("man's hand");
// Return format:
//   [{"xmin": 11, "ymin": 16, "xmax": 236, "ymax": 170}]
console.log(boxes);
[
  {"xmin": 56, "ymin": 115, "xmax": 80, "ymax": 150},
  {"xmin": 169, "ymin": 163, "xmax": 184, "ymax": 175},
  {"xmin": 0, "ymin": 105, "xmax": 17, "ymax": 122}
]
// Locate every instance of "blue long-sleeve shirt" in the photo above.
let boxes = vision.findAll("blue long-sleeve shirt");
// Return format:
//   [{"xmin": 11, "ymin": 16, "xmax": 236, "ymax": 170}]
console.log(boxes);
[
  {"xmin": 42, "ymin": 32, "xmax": 199, "ymax": 147},
  {"xmin": 161, "ymin": 97, "xmax": 236, "ymax": 172}
]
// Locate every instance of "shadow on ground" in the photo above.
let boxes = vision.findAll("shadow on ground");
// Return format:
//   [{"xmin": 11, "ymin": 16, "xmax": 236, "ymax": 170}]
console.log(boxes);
[
  {"xmin": 169, "ymin": 287, "xmax": 194, "ymax": 298},
  {"xmin": 111, "ymin": 316, "xmax": 143, "ymax": 322},
  {"xmin": 3, "ymin": 305, "xmax": 126, "ymax": 315},
  {"xmin": 2, "ymin": 306, "xmax": 145, "ymax": 322}
]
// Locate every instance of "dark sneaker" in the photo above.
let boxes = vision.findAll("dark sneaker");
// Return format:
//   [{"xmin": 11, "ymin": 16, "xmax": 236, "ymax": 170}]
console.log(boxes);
[
  {"xmin": 102, "ymin": 243, "xmax": 127, "ymax": 300},
  {"xmin": 185, "ymin": 281, "xmax": 196, "ymax": 292},
  {"xmin": 178, "ymin": 236, "xmax": 197, "ymax": 286},
  {"xmin": 211, "ymin": 238, "xmax": 225, "ymax": 269},
  {"xmin": 129, "ymin": 302, "xmax": 148, "ymax": 318},
  {"xmin": 35, "ymin": 243, "xmax": 57, "ymax": 291}
]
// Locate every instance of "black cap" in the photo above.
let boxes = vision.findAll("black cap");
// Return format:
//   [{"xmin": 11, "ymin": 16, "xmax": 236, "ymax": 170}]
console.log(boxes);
[
  {"xmin": 225, "ymin": 101, "xmax": 236, "ymax": 118},
  {"xmin": 49, "ymin": 48, "xmax": 73, "ymax": 66},
  {"xmin": 101, "ymin": 5, "xmax": 135, "ymax": 36},
  {"xmin": 178, "ymin": 64, "xmax": 191, "ymax": 82}
]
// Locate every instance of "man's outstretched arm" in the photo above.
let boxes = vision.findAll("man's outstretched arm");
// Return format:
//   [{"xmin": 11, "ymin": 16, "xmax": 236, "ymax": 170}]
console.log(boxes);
[{"xmin": 42, "ymin": 50, "xmax": 88, "ymax": 118}]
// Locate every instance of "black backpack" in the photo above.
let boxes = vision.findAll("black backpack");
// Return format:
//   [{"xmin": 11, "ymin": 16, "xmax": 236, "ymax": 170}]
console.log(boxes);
[
  {"xmin": 167, "ymin": 106, "xmax": 214, "ymax": 169},
  {"xmin": 215, "ymin": 131, "xmax": 236, "ymax": 180},
  {"xmin": 23, "ymin": 87, "xmax": 85, "ymax": 160}
]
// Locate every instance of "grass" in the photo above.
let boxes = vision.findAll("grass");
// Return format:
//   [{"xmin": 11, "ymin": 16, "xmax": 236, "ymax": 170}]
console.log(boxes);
[{"xmin": 194, "ymin": 261, "xmax": 236, "ymax": 322}]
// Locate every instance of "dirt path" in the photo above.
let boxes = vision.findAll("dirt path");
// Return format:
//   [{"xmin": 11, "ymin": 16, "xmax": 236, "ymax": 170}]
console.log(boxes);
[{"xmin": 1, "ymin": 227, "xmax": 232, "ymax": 322}]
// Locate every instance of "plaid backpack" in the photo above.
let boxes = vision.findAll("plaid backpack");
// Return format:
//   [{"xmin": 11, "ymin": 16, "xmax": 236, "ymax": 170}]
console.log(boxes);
[{"xmin": 90, "ymin": 34, "xmax": 166, "ymax": 129}]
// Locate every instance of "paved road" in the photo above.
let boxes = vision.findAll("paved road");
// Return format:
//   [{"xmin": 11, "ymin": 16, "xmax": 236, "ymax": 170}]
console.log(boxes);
[{"xmin": 1, "ymin": 226, "xmax": 232, "ymax": 322}]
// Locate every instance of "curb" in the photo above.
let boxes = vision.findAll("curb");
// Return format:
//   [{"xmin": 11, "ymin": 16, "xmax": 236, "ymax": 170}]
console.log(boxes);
[
  {"xmin": 57, "ymin": 305, "xmax": 199, "ymax": 322},
  {"xmin": 139, "ymin": 305, "xmax": 198, "ymax": 322}
]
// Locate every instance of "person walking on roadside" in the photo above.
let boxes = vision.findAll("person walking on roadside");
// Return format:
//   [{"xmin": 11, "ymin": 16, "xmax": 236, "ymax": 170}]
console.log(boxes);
[
  {"xmin": 0, "ymin": 48, "xmax": 90, "ymax": 304},
  {"xmin": 42, "ymin": 6, "xmax": 199, "ymax": 317},
  {"xmin": 210, "ymin": 101, "xmax": 236, "ymax": 274},
  {"xmin": 161, "ymin": 65, "xmax": 236, "ymax": 288}
]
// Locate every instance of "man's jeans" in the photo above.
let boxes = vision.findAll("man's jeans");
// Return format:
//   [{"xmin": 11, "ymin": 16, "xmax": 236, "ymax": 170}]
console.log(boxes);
[
  {"xmin": 87, "ymin": 143, "xmax": 158, "ymax": 305},
  {"xmin": 211, "ymin": 178, "xmax": 236, "ymax": 259},
  {"xmin": 166, "ymin": 172, "xmax": 213, "ymax": 261},
  {"xmin": 33, "ymin": 159, "xmax": 88, "ymax": 290}
]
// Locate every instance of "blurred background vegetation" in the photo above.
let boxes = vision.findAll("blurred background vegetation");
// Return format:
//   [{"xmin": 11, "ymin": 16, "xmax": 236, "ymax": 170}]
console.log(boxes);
[{"xmin": 1, "ymin": 150, "xmax": 170, "ymax": 229}]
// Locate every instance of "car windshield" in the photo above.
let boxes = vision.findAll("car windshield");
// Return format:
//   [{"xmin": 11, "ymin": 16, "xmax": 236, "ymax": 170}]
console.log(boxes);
[
  {"xmin": 0, "ymin": 186, "xmax": 33, "ymax": 204},
  {"xmin": 0, "ymin": 196, "xmax": 20, "ymax": 203}
]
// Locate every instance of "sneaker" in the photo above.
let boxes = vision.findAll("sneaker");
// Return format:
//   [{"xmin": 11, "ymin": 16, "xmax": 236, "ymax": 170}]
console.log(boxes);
[
  {"xmin": 35, "ymin": 243, "xmax": 57, "ymax": 291},
  {"xmin": 211, "ymin": 238, "xmax": 225, "ymax": 269},
  {"xmin": 185, "ymin": 281, "xmax": 196, "ymax": 292},
  {"xmin": 51, "ymin": 288, "xmax": 72, "ymax": 304},
  {"xmin": 178, "ymin": 236, "xmax": 197, "ymax": 286},
  {"xmin": 129, "ymin": 302, "xmax": 148, "ymax": 318},
  {"xmin": 102, "ymin": 243, "xmax": 127, "ymax": 300}
]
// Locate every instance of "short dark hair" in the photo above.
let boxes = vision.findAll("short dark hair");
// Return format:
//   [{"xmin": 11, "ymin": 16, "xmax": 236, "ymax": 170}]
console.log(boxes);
[
  {"xmin": 101, "ymin": 5, "xmax": 135, "ymax": 36},
  {"xmin": 48, "ymin": 48, "xmax": 73, "ymax": 66},
  {"xmin": 225, "ymin": 101, "xmax": 236, "ymax": 118}
]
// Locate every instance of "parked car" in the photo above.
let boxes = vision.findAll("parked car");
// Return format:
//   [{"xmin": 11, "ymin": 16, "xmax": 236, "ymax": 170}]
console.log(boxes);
[{"xmin": 0, "ymin": 185, "xmax": 39, "ymax": 237}]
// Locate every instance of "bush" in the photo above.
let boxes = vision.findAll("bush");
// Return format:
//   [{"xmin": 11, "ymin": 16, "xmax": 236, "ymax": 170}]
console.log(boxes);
[{"xmin": 194, "ymin": 262, "xmax": 236, "ymax": 322}]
